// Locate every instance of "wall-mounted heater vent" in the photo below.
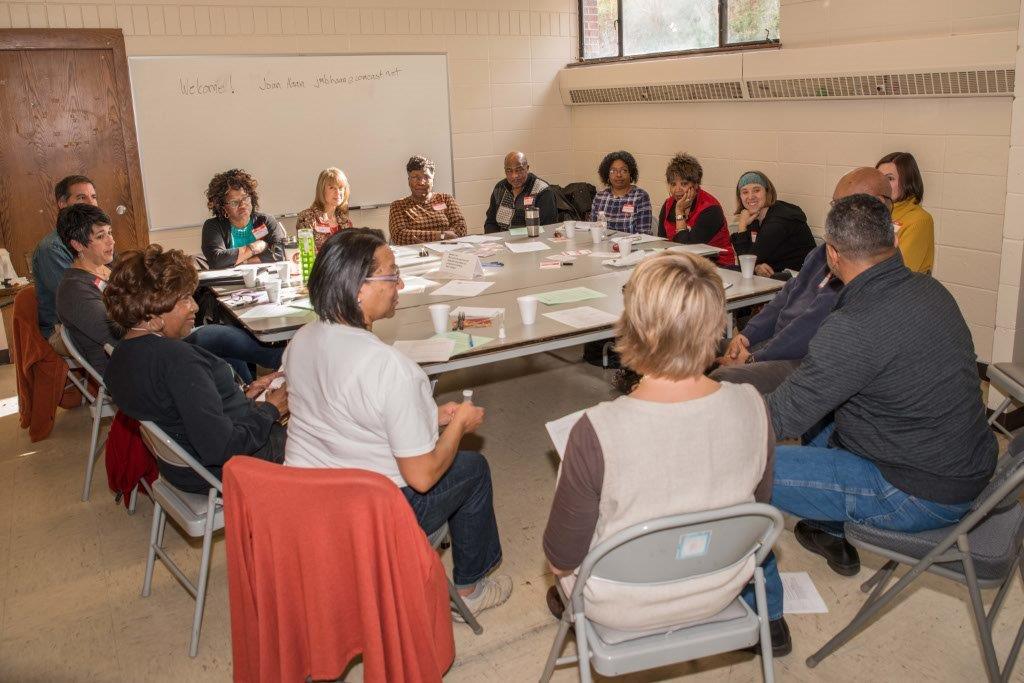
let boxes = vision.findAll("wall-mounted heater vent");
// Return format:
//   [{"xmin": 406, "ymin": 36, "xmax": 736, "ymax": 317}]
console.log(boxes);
[
  {"xmin": 746, "ymin": 69, "xmax": 1015, "ymax": 100},
  {"xmin": 569, "ymin": 81, "xmax": 745, "ymax": 104}
]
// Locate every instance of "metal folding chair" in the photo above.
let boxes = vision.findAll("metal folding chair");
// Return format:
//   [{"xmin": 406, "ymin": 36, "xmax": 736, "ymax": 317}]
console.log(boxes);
[
  {"xmin": 57, "ymin": 325, "xmax": 122, "ymax": 505},
  {"xmin": 986, "ymin": 363, "xmax": 1024, "ymax": 438},
  {"xmin": 138, "ymin": 420, "xmax": 224, "ymax": 657},
  {"xmin": 427, "ymin": 523, "xmax": 484, "ymax": 635},
  {"xmin": 540, "ymin": 503, "xmax": 783, "ymax": 683},
  {"xmin": 807, "ymin": 441, "xmax": 1024, "ymax": 681}
]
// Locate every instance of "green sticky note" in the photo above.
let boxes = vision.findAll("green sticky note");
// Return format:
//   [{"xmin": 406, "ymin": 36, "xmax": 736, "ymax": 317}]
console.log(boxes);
[
  {"xmin": 432, "ymin": 331, "xmax": 494, "ymax": 355},
  {"xmin": 535, "ymin": 287, "xmax": 607, "ymax": 306}
]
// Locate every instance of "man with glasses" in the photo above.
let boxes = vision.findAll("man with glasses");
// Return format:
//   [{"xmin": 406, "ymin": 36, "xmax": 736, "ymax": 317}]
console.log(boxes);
[
  {"xmin": 711, "ymin": 167, "xmax": 893, "ymax": 394},
  {"xmin": 483, "ymin": 151, "xmax": 557, "ymax": 233},
  {"xmin": 32, "ymin": 175, "xmax": 101, "ymax": 339}
]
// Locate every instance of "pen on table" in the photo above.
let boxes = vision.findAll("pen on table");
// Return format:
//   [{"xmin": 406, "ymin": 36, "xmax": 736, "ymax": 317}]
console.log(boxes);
[{"xmin": 468, "ymin": 333, "xmax": 474, "ymax": 348}]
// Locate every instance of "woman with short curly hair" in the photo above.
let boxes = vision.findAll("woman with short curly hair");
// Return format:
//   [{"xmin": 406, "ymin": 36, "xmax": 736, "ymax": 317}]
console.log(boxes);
[
  {"xmin": 104, "ymin": 245, "xmax": 289, "ymax": 492},
  {"xmin": 201, "ymin": 169, "xmax": 287, "ymax": 269},
  {"xmin": 656, "ymin": 153, "xmax": 736, "ymax": 266},
  {"xmin": 589, "ymin": 151, "xmax": 653, "ymax": 234}
]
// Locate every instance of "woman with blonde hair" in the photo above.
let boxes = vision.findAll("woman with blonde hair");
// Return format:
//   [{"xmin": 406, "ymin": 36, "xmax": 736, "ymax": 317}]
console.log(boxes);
[
  {"xmin": 542, "ymin": 251, "xmax": 789, "ymax": 654},
  {"xmin": 295, "ymin": 167, "xmax": 354, "ymax": 252}
]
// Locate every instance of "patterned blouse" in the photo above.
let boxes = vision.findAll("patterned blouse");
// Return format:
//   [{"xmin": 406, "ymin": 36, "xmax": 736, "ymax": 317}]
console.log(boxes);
[
  {"xmin": 295, "ymin": 206, "xmax": 354, "ymax": 252},
  {"xmin": 388, "ymin": 193, "xmax": 468, "ymax": 245},
  {"xmin": 590, "ymin": 186, "xmax": 654, "ymax": 235}
]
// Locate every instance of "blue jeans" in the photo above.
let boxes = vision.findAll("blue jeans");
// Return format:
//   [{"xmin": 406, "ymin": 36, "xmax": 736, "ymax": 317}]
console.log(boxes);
[
  {"xmin": 186, "ymin": 324, "xmax": 284, "ymax": 383},
  {"xmin": 402, "ymin": 451, "xmax": 502, "ymax": 587},
  {"xmin": 756, "ymin": 423, "xmax": 972, "ymax": 621}
]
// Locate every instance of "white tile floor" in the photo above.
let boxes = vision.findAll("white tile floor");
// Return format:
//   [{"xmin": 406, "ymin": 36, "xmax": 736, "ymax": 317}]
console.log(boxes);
[{"xmin": 0, "ymin": 351, "xmax": 1022, "ymax": 682}]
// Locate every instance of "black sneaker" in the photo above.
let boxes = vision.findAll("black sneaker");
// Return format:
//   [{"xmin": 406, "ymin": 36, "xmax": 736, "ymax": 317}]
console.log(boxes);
[
  {"xmin": 794, "ymin": 521, "xmax": 860, "ymax": 576},
  {"xmin": 748, "ymin": 617, "xmax": 791, "ymax": 657}
]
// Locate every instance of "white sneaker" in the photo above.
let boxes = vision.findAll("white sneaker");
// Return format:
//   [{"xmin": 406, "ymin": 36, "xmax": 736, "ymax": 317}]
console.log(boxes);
[{"xmin": 452, "ymin": 574, "xmax": 513, "ymax": 622}]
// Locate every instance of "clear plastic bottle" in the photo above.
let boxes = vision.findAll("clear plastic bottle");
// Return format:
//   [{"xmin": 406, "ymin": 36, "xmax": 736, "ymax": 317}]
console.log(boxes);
[
  {"xmin": 462, "ymin": 389, "xmax": 474, "ymax": 404},
  {"xmin": 297, "ymin": 228, "xmax": 316, "ymax": 284},
  {"xmin": 597, "ymin": 210, "xmax": 608, "ymax": 236}
]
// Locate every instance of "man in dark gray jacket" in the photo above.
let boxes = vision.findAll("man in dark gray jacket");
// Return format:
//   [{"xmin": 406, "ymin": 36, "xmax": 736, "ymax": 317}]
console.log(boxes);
[{"xmin": 766, "ymin": 193, "xmax": 997, "ymax": 585}]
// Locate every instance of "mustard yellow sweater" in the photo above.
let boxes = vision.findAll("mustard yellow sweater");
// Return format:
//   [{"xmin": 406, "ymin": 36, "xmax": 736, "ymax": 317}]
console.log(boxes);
[{"xmin": 892, "ymin": 199, "xmax": 934, "ymax": 273}]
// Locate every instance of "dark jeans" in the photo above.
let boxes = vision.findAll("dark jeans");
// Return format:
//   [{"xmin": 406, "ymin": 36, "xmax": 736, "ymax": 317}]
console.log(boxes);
[
  {"xmin": 402, "ymin": 451, "xmax": 502, "ymax": 587},
  {"xmin": 186, "ymin": 324, "xmax": 284, "ymax": 384}
]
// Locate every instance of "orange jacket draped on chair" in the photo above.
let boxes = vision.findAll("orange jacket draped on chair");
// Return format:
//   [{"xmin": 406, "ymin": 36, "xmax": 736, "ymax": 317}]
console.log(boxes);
[
  {"xmin": 12, "ymin": 286, "xmax": 79, "ymax": 441},
  {"xmin": 223, "ymin": 457, "xmax": 455, "ymax": 683}
]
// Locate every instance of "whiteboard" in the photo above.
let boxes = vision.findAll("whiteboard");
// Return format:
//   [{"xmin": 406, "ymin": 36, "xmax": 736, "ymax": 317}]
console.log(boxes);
[{"xmin": 129, "ymin": 54, "xmax": 454, "ymax": 231}]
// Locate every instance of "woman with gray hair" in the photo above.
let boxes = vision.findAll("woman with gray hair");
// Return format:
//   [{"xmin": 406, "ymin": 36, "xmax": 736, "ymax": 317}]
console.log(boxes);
[
  {"xmin": 388, "ymin": 155, "xmax": 467, "ymax": 245},
  {"xmin": 542, "ymin": 251, "xmax": 789, "ymax": 655}
]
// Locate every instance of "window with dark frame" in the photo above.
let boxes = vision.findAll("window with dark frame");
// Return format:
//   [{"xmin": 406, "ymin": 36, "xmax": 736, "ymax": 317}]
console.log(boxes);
[{"xmin": 579, "ymin": 0, "xmax": 779, "ymax": 63}]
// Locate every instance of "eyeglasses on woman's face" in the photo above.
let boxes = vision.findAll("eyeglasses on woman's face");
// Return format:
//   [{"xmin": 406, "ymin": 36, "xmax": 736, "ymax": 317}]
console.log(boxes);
[{"xmin": 225, "ymin": 195, "xmax": 253, "ymax": 210}]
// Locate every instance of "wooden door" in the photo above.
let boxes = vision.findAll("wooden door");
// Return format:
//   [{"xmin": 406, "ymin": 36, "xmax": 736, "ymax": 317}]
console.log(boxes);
[{"xmin": 0, "ymin": 29, "xmax": 148, "ymax": 277}]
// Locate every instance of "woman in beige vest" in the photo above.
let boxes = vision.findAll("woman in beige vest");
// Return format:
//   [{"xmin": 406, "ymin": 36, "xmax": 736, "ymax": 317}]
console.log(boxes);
[{"xmin": 542, "ymin": 251, "xmax": 789, "ymax": 655}]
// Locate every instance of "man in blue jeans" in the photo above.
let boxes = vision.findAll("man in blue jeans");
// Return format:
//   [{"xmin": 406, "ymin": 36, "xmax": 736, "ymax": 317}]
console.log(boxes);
[{"xmin": 763, "ymin": 194, "xmax": 997, "ymax": 649}]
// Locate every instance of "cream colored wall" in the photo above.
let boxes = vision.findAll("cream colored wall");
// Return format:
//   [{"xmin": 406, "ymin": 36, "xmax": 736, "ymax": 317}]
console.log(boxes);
[
  {"xmin": 0, "ymin": 0, "xmax": 577, "ymax": 252},
  {"xmin": 571, "ymin": 0, "xmax": 1019, "ymax": 361}
]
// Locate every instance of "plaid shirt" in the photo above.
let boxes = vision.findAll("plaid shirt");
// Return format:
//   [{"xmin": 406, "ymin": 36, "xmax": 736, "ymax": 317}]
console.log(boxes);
[
  {"xmin": 590, "ymin": 186, "xmax": 653, "ymax": 235},
  {"xmin": 388, "ymin": 193, "xmax": 468, "ymax": 245}
]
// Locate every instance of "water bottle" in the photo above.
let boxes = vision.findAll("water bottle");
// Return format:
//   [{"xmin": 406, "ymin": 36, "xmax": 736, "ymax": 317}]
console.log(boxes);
[
  {"xmin": 597, "ymin": 210, "xmax": 608, "ymax": 235},
  {"xmin": 297, "ymin": 228, "xmax": 316, "ymax": 284},
  {"xmin": 462, "ymin": 389, "xmax": 474, "ymax": 404},
  {"xmin": 525, "ymin": 207, "xmax": 540, "ymax": 238}
]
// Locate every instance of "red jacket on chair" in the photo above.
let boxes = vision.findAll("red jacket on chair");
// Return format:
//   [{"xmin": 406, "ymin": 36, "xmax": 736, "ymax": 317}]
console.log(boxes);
[
  {"xmin": 105, "ymin": 412, "xmax": 158, "ymax": 507},
  {"xmin": 223, "ymin": 457, "xmax": 455, "ymax": 683},
  {"xmin": 12, "ymin": 286, "xmax": 79, "ymax": 441}
]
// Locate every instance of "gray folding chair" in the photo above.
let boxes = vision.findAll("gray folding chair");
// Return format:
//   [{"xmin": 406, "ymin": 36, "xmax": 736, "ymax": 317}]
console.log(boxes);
[
  {"xmin": 540, "ymin": 503, "xmax": 783, "ymax": 683},
  {"xmin": 807, "ymin": 443, "xmax": 1024, "ymax": 681},
  {"xmin": 986, "ymin": 363, "xmax": 1024, "ymax": 438},
  {"xmin": 138, "ymin": 420, "xmax": 224, "ymax": 657},
  {"xmin": 427, "ymin": 522, "xmax": 484, "ymax": 635},
  {"xmin": 58, "ymin": 325, "xmax": 124, "ymax": 505}
]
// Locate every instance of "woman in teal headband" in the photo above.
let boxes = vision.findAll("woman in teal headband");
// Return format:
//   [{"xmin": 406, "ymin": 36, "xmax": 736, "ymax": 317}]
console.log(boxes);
[{"xmin": 731, "ymin": 170, "xmax": 815, "ymax": 279}]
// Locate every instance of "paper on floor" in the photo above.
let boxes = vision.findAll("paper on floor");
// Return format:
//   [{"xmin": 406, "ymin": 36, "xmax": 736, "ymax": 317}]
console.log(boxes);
[
  {"xmin": 393, "ymin": 338, "xmax": 457, "ymax": 363},
  {"xmin": 781, "ymin": 572, "xmax": 828, "ymax": 614},
  {"xmin": 543, "ymin": 306, "xmax": 619, "ymax": 329},
  {"xmin": 430, "ymin": 280, "xmax": 495, "ymax": 297},
  {"xmin": 546, "ymin": 409, "xmax": 586, "ymax": 460}
]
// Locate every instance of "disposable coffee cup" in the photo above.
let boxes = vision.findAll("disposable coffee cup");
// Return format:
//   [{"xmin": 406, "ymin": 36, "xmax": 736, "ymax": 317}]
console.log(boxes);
[
  {"xmin": 739, "ymin": 254, "xmax": 757, "ymax": 279},
  {"xmin": 562, "ymin": 221, "xmax": 576, "ymax": 238},
  {"xmin": 616, "ymin": 238, "xmax": 633, "ymax": 256},
  {"xmin": 517, "ymin": 295, "xmax": 539, "ymax": 325},
  {"xmin": 590, "ymin": 225, "xmax": 604, "ymax": 243},
  {"xmin": 243, "ymin": 269, "xmax": 257, "ymax": 288},
  {"xmin": 265, "ymin": 278, "xmax": 282, "ymax": 304},
  {"xmin": 429, "ymin": 304, "xmax": 451, "ymax": 334}
]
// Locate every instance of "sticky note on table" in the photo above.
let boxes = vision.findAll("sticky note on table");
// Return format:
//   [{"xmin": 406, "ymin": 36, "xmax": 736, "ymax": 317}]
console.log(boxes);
[
  {"xmin": 535, "ymin": 287, "xmax": 607, "ymax": 306},
  {"xmin": 431, "ymin": 331, "xmax": 494, "ymax": 355}
]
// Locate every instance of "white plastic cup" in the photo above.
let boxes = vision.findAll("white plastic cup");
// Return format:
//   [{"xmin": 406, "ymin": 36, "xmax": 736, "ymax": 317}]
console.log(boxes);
[
  {"xmin": 265, "ymin": 278, "xmax": 282, "ymax": 304},
  {"xmin": 429, "ymin": 304, "xmax": 451, "ymax": 334},
  {"xmin": 562, "ymin": 221, "xmax": 576, "ymax": 238},
  {"xmin": 517, "ymin": 295, "xmax": 539, "ymax": 325},
  {"xmin": 276, "ymin": 261, "xmax": 291, "ymax": 282},
  {"xmin": 616, "ymin": 238, "xmax": 633, "ymax": 256},
  {"xmin": 739, "ymin": 254, "xmax": 757, "ymax": 279},
  {"xmin": 590, "ymin": 225, "xmax": 604, "ymax": 243},
  {"xmin": 242, "ymin": 269, "xmax": 257, "ymax": 288}
]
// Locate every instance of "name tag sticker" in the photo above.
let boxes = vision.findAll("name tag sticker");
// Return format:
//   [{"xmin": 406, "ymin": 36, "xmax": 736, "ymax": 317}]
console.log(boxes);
[
  {"xmin": 677, "ymin": 531, "xmax": 711, "ymax": 560},
  {"xmin": 524, "ymin": 196, "xmax": 535, "ymax": 206},
  {"xmin": 252, "ymin": 226, "xmax": 269, "ymax": 239},
  {"xmin": 94, "ymin": 278, "xmax": 106, "ymax": 291},
  {"xmin": 622, "ymin": 204, "xmax": 635, "ymax": 215},
  {"xmin": 314, "ymin": 224, "xmax": 333, "ymax": 234},
  {"xmin": 432, "ymin": 203, "xmax": 447, "ymax": 212}
]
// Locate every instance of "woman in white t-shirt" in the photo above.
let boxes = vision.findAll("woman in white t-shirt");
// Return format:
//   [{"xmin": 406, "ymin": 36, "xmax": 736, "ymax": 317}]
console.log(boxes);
[{"xmin": 283, "ymin": 228, "xmax": 512, "ymax": 620}]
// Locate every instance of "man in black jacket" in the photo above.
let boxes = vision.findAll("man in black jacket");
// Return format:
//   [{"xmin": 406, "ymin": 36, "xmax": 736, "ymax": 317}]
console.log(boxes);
[
  {"xmin": 767, "ymin": 194, "xmax": 996, "ymax": 586},
  {"xmin": 483, "ymin": 151, "xmax": 557, "ymax": 233}
]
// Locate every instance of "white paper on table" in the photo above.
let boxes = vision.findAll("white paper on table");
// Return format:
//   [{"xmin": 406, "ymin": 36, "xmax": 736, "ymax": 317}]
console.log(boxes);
[
  {"xmin": 546, "ymin": 409, "xmax": 586, "ymax": 460},
  {"xmin": 424, "ymin": 242, "xmax": 474, "ymax": 253},
  {"xmin": 588, "ymin": 251, "xmax": 618, "ymax": 258},
  {"xmin": 452, "ymin": 234, "xmax": 504, "ymax": 244},
  {"xmin": 543, "ymin": 306, "xmax": 620, "ymax": 329},
  {"xmin": 781, "ymin": 572, "xmax": 828, "ymax": 614},
  {"xmin": 238, "ymin": 303, "xmax": 310, "ymax": 319},
  {"xmin": 198, "ymin": 268, "xmax": 242, "ymax": 281},
  {"xmin": 628, "ymin": 233, "xmax": 664, "ymax": 244},
  {"xmin": 505, "ymin": 241, "xmax": 551, "ymax": 253},
  {"xmin": 430, "ymin": 280, "xmax": 495, "ymax": 297},
  {"xmin": 393, "ymin": 338, "xmax": 457, "ymax": 363},
  {"xmin": 400, "ymin": 275, "xmax": 439, "ymax": 293},
  {"xmin": 602, "ymin": 251, "xmax": 648, "ymax": 268},
  {"xmin": 666, "ymin": 243, "xmax": 723, "ymax": 255},
  {"xmin": 450, "ymin": 306, "xmax": 504, "ymax": 318}
]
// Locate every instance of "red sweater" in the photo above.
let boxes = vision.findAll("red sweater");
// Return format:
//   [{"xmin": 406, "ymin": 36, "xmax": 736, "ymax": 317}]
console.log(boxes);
[
  {"xmin": 657, "ymin": 189, "xmax": 737, "ymax": 266},
  {"xmin": 224, "ymin": 458, "xmax": 455, "ymax": 683}
]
